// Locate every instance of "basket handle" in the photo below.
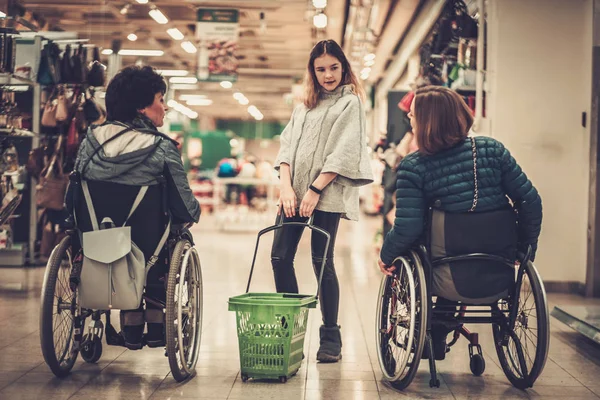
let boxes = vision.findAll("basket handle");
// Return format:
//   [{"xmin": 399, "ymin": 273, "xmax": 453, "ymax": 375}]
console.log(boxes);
[{"xmin": 245, "ymin": 209, "xmax": 331, "ymax": 301}]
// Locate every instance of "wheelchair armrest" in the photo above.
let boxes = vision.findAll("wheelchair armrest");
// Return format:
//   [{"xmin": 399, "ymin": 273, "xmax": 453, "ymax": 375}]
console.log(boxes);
[{"xmin": 516, "ymin": 245, "xmax": 532, "ymax": 265}]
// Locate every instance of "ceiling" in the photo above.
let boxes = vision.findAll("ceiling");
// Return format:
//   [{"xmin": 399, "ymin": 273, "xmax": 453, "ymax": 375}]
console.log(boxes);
[{"xmin": 17, "ymin": 0, "xmax": 428, "ymax": 122}]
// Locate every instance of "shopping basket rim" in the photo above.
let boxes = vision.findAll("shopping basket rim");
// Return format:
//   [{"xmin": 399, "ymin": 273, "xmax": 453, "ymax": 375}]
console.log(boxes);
[{"xmin": 228, "ymin": 292, "xmax": 317, "ymax": 307}]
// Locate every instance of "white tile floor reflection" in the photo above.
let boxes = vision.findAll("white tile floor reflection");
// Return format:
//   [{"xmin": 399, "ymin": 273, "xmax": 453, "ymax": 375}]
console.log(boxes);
[{"xmin": 0, "ymin": 214, "xmax": 600, "ymax": 399}]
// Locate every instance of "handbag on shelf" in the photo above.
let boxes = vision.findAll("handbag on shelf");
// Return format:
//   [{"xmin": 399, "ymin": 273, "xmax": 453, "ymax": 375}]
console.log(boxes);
[
  {"xmin": 55, "ymin": 88, "xmax": 69, "ymax": 122},
  {"xmin": 36, "ymin": 136, "xmax": 69, "ymax": 211},
  {"xmin": 87, "ymin": 47, "xmax": 106, "ymax": 87},
  {"xmin": 60, "ymin": 44, "xmax": 74, "ymax": 84},
  {"xmin": 66, "ymin": 117, "xmax": 79, "ymax": 159},
  {"xmin": 41, "ymin": 100, "xmax": 57, "ymax": 127}
]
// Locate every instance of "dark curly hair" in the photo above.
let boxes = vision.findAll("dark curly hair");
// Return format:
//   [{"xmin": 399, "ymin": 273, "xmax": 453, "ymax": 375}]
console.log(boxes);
[{"xmin": 105, "ymin": 65, "xmax": 167, "ymax": 123}]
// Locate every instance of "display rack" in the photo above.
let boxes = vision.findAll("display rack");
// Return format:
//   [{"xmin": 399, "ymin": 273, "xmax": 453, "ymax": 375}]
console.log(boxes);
[{"xmin": 0, "ymin": 37, "xmax": 43, "ymax": 266}]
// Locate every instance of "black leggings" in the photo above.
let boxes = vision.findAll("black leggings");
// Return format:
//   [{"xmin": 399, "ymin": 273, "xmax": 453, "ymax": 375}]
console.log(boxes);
[{"xmin": 270, "ymin": 210, "xmax": 341, "ymax": 327}]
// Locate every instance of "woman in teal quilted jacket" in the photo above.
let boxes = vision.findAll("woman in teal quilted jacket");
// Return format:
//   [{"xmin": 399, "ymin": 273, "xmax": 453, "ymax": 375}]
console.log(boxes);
[{"xmin": 378, "ymin": 85, "xmax": 542, "ymax": 271}]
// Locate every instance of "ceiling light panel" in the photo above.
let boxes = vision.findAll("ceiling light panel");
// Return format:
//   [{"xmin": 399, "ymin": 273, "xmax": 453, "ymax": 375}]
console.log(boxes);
[
  {"xmin": 181, "ymin": 41, "xmax": 197, "ymax": 54},
  {"xmin": 167, "ymin": 28, "xmax": 185, "ymax": 41},
  {"xmin": 149, "ymin": 8, "xmax": 169, "ymax": 25}
]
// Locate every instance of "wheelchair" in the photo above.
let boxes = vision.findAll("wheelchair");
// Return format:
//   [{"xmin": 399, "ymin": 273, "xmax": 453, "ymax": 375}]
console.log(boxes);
[
  {"xmin": 39, "ymin": 224, "xmax": 203, "ymax": 382},
  {"xmin": 376, "ymin": 211, "xmax": 550, "ymax": 391}
]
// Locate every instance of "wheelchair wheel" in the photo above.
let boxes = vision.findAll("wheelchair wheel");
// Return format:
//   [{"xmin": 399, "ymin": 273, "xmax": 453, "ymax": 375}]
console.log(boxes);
[
  {"xmin": 166, "ymin": 240, "xmax": 203, "ymax": 382},
  {"xmin": 376, "ymin": 251, "xmax": 427, "ymax": 390},
  {"xmin": 493, "ymin": 261, "xmax": 549, "ymax": 389},
  {"xmin": 39, "ymin": 236, "xmax": 79, "ymax": 378}
]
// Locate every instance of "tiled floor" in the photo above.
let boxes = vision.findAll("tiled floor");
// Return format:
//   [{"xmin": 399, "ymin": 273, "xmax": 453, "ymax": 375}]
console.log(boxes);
[{"xmin": 1, "ymin": 214, "xmax": 600, "ymax": 399}]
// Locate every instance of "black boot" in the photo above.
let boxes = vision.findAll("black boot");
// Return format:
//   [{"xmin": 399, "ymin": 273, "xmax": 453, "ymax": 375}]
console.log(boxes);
[{"xmin": 317, "ymin": 325, "xmax": 342, "ymax": 363}]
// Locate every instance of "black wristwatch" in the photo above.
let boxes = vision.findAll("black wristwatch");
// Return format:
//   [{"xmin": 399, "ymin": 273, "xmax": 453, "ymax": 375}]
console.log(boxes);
[{"xmin": 309, "ymin": 184, "xmax": 323, "ymax": 195}]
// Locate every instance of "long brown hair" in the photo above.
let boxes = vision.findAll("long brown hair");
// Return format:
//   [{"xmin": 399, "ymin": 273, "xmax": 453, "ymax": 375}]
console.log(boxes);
[
  {"xmin": 413, "ymin": 86, "xmax": 473, "ymax": 155},
  {"xmin": 303, "ymin": 39, "xmax": 365, "ymax": 109}
]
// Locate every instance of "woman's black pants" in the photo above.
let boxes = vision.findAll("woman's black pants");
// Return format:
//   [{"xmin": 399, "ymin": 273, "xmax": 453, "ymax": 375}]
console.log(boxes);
[{"xmin": 270, "ymin": 210, "xmax": 341, "ymax": 327}]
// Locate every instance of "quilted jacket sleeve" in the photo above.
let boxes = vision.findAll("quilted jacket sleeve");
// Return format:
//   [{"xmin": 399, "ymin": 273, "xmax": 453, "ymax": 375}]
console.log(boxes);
[
  {"xmin": 380, "ymin": 156, "xmax": 425, "ymax": 265},
  {"xmin": 498, "ymin": 143, "xmax": 542, "ymax": 260},
  {"xmin": 163, "ymin": 141, "xmax": 201, "ymax": 224}
]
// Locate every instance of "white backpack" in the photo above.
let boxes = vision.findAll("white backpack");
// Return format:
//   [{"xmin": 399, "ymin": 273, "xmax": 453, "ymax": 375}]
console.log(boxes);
[{"xmin": 78, "ymin": 180, "xmax": 170, "ymax": 310}]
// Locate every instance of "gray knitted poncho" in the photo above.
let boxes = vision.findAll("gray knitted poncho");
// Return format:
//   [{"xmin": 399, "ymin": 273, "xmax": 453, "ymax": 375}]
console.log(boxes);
[{"xmin": 275, "ymin": 85, "xmax": 374, "ymax": 220}]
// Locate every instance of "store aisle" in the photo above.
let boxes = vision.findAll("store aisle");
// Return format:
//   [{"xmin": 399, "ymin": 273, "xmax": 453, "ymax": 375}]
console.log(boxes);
[{"xmin": 0, "ymin": 214, "xmax": 600, "ymax": 399}]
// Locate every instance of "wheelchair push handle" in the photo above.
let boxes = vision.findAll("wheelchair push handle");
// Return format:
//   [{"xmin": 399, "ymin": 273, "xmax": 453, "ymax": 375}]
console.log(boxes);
[{"xmin": 245, "ymin": 210, "xmax": 331, "ymax": 301}]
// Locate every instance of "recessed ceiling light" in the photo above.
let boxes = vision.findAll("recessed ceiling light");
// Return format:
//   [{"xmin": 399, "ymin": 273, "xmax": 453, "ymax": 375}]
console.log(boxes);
[
  {"xmin": 312, "ymin": 0, "xmax": 327, "ymax": 8},
  {"xmin": 127, "ymin": 33, "xmax": 138, "ymax": 42},
  {"xmin": 136, "ymin": 0, "xmax": 148, "ymax": 3},
  {"xmin": 181, "ymin": 41, "xmax": 197, "ymax": 54},
  {"xmin": 167, "ymin": 28, "xmax": 185, "ymax": 41},
  {"xmin": 220, "ymin": 81, "xmax": 233, "ymax": 89},
  {"xmin": 364, "ymin": 53, "xmax": 376, "ymax": 61},
  {"xmin": 101, "ymin": 49, "xmax": 113, "ymax": 55},
  {"xmin": 313, "ymin": 13, "xmax": 327, "ymax": 29}
]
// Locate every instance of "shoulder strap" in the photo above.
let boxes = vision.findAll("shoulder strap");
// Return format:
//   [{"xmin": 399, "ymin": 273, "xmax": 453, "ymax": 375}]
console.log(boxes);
[
  {"xmin": 147, "ymin": 221, "xmax": 171, "ymax": 269},
  {"xmin": 81, "ymin": 180, "xmax": 99, "ymax": 231},
  {"xmin": 80, "ymin": 126, "xmax": 136, "ymax": 176},
  {"xmin": 123, "ymin": 186, "xmax": 148, "ymax": 227}
]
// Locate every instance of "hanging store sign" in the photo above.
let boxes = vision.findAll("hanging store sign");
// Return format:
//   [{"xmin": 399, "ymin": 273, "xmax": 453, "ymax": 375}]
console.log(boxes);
[{"xmin": 196, "ymin": 9, "xmax": 239, "ymax": 82}]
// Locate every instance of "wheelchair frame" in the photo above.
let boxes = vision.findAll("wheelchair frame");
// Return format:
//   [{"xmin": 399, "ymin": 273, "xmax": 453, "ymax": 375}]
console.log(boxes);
[
  {"xmin": 376, "ymin": 244, "xmax": 550, "ymax": 391},
  {"xmin": 39, "ymin": 226, "xmax": 203, "ymax": 382}
]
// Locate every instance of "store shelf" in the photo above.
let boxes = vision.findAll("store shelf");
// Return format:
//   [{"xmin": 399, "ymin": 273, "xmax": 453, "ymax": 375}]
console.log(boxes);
[
  {"xmin": 0, "ymin": 128, "xmax": 35, "ymax": 137},
  {"xmin": 0, "ymin": 244, "xmax": 27, "ymax": 266},
  {"xmin": 0, "ymin": 73, "xmax": 36, "ymax": 86}
]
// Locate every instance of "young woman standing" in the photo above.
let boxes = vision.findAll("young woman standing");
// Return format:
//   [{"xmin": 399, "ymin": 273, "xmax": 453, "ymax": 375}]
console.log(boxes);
[{"xmin": 272, "ymin": 39, "xmax": 374, "ymax": 362}]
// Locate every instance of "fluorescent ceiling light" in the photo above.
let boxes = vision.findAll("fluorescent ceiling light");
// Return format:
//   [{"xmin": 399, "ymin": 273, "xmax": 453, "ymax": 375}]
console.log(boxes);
[
  {"xmin": 220, "ymin": 81, "xmax": 233, "ymax": 89},
  {"xmin": 0, "ymin": 12, "xmax": 6, "ymax": 18},
  {"xmin": 119, "ymin": 49, "xmax": 164, "ymax": 56},
  {"xmin": 238, "ymin": 97, "xmax": 249, "ymax": 105},
  {"xmin": 157, "ymin": 69, "xmax": 189, "ymax": 77},
  {"xmin": 170, "ymin": 76, "xmax": 198, "ymax": 84},
  {"xmin": 364, "ymin": 59, "xmax": 375, "ymax": 67},
  {"xmin": 360, "ymin": 67, "xmax": 371, "ymax": 75},
  {"xmin": 312, "ymin": 0, "xmax": 327, "ymax": 8},
  {"xmin": 136, "ymin": 0, "xmax": 148, "ymax": 3},
  {"xmin": 101, "ymin": 49, "xmax": 113, "ymax": 55},
  {"xmin": 255, "ymin": 114, "xmax": 264, "ymax": 121},
  {"xmin": 364, "ymin": 53, "xmax": 376, "ymax": 61},
  {"xmin": 171, "ymin": 84, "xmax": 199, "ymax": 90},
  {"xmin": 127, "ymin": 33, "xmax": 138, "ymax": 42},
  {"xmin": 181, "ymin": 41, "xmax": 197, "ymax": 54},
  {"xmin": 248, "ymin": 105, "xmax": 259, "ymax": 115},
  {"xmin": 168, "ymin": 99, "xmax": 198, "ymax": 119},
  {"xmin": 233, "ymin": 92, "xmax": 244, "ymax": 101},
  {"xmin": 180, "ymin": 94, "xmax": 207, "ymax": 100},
  {"xmin": 149, "ymin": 8, "xmax": 169, "ymax": 25},
  {"xmin": 167, "ymin": 28, "xmax": 184, "ymax": 41},
  {"xmin": 313, "ymin": 13, "xmax": 327, "ymax": 29},
  {"xmin": 186, "ymin": 99, "xmax": 213, "ymax": 106}
]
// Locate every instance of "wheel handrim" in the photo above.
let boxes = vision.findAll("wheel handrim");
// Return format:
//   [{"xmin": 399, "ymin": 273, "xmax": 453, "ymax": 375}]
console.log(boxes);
[
  {"xmin": 174, "ymin": 247, "xmax": 202, "ymax": 374},
  {"xmin": 376, "ymin": 258, "xmax": 416, "ymax": 381},
  {"xmin": 51, "ymin": 248, "xmax": 76, "ymax": 365},
  {"xmin": 496, "ymin": 264, "xmax": 547, "ymax": 382}
]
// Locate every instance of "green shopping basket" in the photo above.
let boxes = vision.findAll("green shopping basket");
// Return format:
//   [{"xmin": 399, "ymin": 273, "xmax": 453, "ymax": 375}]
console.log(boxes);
[{"xmin": 228, "ymin": 214, "xmax": 330, "ymax": 383}]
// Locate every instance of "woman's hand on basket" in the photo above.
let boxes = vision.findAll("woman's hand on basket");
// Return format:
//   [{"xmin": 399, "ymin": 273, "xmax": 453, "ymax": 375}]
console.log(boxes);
[
  {"xmin": 299, "ymin": 190, "xmax": 320, "ymax": 217},
  {"xmin": 278, "ymin": 186, "xmax": 297, "ymax": 218},
  {"xmin": 378, "ymin": 258, "xmax": 395, "ymax": 276}
]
